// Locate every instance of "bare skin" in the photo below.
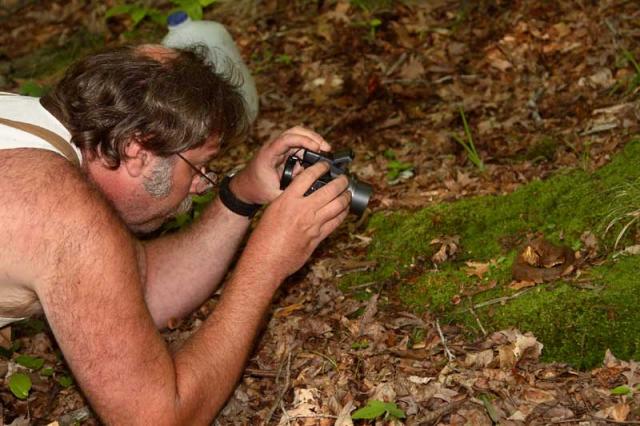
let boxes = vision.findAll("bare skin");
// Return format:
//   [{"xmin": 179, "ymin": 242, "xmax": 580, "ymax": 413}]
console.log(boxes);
[{"xmin": 0, "ymin": 123, "xmax": 350, "ymax": 424}]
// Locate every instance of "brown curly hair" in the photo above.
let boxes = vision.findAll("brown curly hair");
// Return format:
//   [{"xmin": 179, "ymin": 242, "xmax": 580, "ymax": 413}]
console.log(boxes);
[{"xmin": 41, "ymin": 44, "xmax": 248, "ymax": 168}]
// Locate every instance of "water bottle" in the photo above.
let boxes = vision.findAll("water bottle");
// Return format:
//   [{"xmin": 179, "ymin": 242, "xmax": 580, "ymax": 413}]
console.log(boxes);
[{"xmin": 161, "ymin": 11, "xmax": 259, "ymax": 124}]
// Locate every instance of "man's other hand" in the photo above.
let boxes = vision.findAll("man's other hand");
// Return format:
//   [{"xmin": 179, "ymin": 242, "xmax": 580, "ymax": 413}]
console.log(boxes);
[{"xmin": 229, "ymin": 126, "xmax": 331, "ymax": 205}]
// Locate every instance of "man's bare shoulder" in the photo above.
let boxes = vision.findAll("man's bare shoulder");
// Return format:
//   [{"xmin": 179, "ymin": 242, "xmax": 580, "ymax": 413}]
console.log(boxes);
[{"xmin": 0, "ymin": 148, "xmax": 129, "ymax": 294}]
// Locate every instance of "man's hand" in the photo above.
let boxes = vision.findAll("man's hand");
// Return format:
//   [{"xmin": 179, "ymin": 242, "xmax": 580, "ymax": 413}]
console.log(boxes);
[
  {"xmin": 229, "ymin": 126, "xmax": 331, "ymax": 205},
  {"xmin": 240, "ymin": 161, "xmax": 351, "ymax": 284}
]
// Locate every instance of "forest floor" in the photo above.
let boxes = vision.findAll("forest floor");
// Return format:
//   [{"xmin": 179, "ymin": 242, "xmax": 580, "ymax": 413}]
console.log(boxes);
[{"xmin": 1, "ymin": 0, "xmax": 640, "ymax": 424}]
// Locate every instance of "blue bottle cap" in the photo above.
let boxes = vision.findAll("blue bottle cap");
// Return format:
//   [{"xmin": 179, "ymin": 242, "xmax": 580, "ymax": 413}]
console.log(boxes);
[{"xmin": 167, "ymin": 11, "xmax": 189, "ymax": 27}]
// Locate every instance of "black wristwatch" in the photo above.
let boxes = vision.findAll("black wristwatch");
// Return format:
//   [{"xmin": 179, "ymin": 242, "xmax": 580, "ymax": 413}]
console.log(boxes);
[{"xmin": 219, "ymin": 175, "xmax": 262, "ymax": 218}]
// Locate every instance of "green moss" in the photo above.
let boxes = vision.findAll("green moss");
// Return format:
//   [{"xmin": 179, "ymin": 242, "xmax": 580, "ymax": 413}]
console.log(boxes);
[
  {"xmin": 451, "ymin": 255, "xmax": 640, "ymax": 369},
  {"xmin": 344, "ymin": 139, "xmax": 640, "ymax": 369}
]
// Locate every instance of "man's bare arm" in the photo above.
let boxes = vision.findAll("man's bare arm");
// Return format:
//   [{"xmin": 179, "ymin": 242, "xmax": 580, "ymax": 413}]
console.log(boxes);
[
  {"xmin": 141, "ymin": 199, "xmax": 252, "ymax": 328},
  {"xmin": 140, "ymin": 127, "xmax": 333, "ymax": 328},
  {"xmin": 1, "ymin": 149, "xmax": 348, "ymax": 423}
]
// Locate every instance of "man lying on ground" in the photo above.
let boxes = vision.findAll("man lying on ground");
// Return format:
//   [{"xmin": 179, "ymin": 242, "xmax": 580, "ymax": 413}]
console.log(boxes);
[{"xmin": 0, "ymin": 44, "xmax": 351, "ymax": 424}]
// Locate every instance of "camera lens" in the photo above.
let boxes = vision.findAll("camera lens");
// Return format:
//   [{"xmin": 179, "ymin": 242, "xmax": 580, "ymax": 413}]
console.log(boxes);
[{"xmin": 348, "ymin": 178, "xmax": 372, "ymax": 216}]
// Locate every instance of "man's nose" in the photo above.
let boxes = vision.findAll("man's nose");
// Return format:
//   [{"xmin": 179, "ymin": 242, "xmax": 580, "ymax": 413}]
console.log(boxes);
[{"xmin": 189, "ymin": 170, "xmax": 216, "ymax": 195}]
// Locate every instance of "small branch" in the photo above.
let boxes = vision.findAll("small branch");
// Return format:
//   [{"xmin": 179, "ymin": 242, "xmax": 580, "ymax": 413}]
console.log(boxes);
[
  {"xmin": 265, "ymin": 351, "xmax": 292, "ymax": 424},
  {"xmin": 385, "ymin": 52, "xmax": 408, "ymax": 77},
  {"xmin": 588, "ymin": 417, "xmax": 640, "ymax": 425},
  {"xmin": 460, "ymin": 288, "xmax": 533, "ymax": 313},
  {"xmin": 468, "ymin": 303, "xmax": 487, "ymax": 336},
  {"xmin": 244, "ymin": 368, "xmax": 278, "ymax": 378},
  {"xmin": 436, "ymin": 319, "xmax": 456, "ymax": 362}
]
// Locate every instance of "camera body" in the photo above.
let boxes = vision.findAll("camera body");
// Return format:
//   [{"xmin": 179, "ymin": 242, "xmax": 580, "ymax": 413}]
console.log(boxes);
[{"xmin": 280, "ymin": 149, "xmax": 372, "ymax": 216}]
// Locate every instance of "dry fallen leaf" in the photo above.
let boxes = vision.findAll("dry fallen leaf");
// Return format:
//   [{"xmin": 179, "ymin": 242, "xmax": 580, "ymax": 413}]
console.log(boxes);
[
  {"xmin": 274, "ymin": 303, "xmax": 305, "ymax": 318},
  {"xmin": 464, "ymin": 261, "xmax": 490, "ymax": 279},
  {"xmin": 612, "ymin": 403, "xmax": 631, "ymax": 422},
  {"xmin": 431, "ymin": 236, "xmax": 460, "ymax": 264},
  {"xmin": 509, "ymin": 280, "xmax": 537, "ymax": 290},
  {"xmin": 398, "ymin": 55, "xmax": 425, "ymax": 80}
]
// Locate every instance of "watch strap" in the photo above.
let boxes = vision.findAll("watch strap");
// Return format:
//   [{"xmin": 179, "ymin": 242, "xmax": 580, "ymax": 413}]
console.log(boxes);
[{"xmin": 219, "ymin": 175, "xmax": 262, "ymax": 218}]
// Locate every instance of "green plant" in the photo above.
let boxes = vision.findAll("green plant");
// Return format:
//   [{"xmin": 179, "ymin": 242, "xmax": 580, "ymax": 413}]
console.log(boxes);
[
  {"xmin": 171, "ymin": 0, "xmax": 218, "ymax": 20},
  {"xmin": 275, "ymin": 54, "xmax": 293, "ymax": 66},
  {"xmin": 162, "ymin": 191, "xmax": 214, "ymax": 233},
  {"xmin": 350, "ymin": 339, "xmax": 370, "ymax": 350},
  {"xmin": 105, "ymin": 0, "xmax": 217, "ymax": 30},
  {"xmin": 452, "ymin": 107, "xmax": 485, "ymax": 172},
  {"xmin": 8, "ymin": 373, "xmax": 31, "ymax": 400},
  {"xmin": 352, "ymin": 399, "xmax": 406, "ymax": 421},
  {"xmin": 602, "ymin": 178, "xmax": 640, "ymax": 249},
  {"xmin": 611, "ymin": 385, "xmax": 635, "ymax": 396},
  {"xmin": 15, "ymin": 355, "xmax": 44, "ymax": 370},
  {"xmin": 105, "ymin": 3, "xmax": 166, "ymax": 28},
  {"xmin": 57, "ymin": 375, "xmax": 74, "ymax": 388},
  {"xmin": 622, "ymin": 49, "xmax": 640, "ymax": 95},
  {"xmin": 18, "ymin": 80, "xmax": 47, "ymax": 97},
  {"xmin": 383, "ymin": 149, "xmax": 413, "ymax": 183},
  {"xmin": 368, "ymin": 18, "xmax": 382, "ymax": 38}
]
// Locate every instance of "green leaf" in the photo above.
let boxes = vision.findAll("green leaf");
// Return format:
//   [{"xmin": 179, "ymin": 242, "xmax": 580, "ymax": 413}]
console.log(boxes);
[
  {"xmin": 350, "ymin": 339, "xmax": 369, "ymax": 350},
  {"xmin": 611, "ymin": 385, "xmax": 632, "ymax": 395},
  {"xmin": 18, "ymin": 81, "xmax": 46, "ymax": 97},
  {"xmin": 40, "ymin": 367, "xmax": 54, "ymax": 377},
  {"xmin": 171, "ymin": 0, "xmax": 203, "ymax": 20},
  {"xmin": 8, "ymin": 373, "xmax": 31, "ymax": 400},
  {"xmin": 15, "ymin": 355, "xmax": 44, "ymax": 370},
  {"xmin": 105, "ymin": 4, "xmax": 135, "ymax": 19},
  {"xmin": 57, "ymin": 375, "xmax": 74, "ymax": 388},
  {"xmin": 130, "ymin": 6, "xmax": 150, "ymax": 27},
  {"xmin": 383, "ymin": 149, "xmax": 397, "ymax": 160},
  {"xmin": 385, "ymin": 402, "xmax": 406, "ymax": 419},
  {"xmin": 352, "ymin": 400, "xmax": 388, "ymax": 419},
  {"xmin": 199, "ymin": 0, "xmax": 217, "ymax": 6},
  {"xmin": 148, "ymin": 10, "xmax": 169, "ymax": 26}
]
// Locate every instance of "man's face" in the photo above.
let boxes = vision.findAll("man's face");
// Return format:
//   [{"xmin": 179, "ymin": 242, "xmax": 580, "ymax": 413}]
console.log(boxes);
[{"xmin": 119, "ymin": 135, "xmax": 221, "ymax": 234}]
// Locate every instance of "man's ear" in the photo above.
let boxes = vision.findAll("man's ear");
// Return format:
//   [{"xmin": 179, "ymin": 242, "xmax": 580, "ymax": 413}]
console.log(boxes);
[{"xmin": 122, "ymin": 137, "xmax": 152, "ymax": 178}]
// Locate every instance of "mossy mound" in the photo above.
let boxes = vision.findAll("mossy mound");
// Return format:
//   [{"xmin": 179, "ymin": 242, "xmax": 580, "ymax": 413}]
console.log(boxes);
[{"xmin": 344, "ymin": 139, "xmax": 640, "ymax": 369}]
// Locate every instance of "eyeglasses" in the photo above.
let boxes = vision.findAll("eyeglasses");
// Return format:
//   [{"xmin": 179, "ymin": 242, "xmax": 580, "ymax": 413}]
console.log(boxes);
[{"xmin": 176, "ymin": 152, "xmax": 218, "ymax": 194}]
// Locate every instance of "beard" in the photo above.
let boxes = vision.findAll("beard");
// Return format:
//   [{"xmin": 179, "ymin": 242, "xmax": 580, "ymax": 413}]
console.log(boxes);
[
  {"xmin": 129, "ymin": 156, "xmax": 195, "ymax": 235},
  {"xmin": 143, "ymin": 156, "xmax": 174, "ymax": 198},
  {"xmin": 172, "ymin": 195, "xmax": 193, "ymax": 217}
]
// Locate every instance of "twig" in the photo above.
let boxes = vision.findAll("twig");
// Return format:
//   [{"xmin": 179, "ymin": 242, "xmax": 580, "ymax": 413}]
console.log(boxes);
[
  {"xmin": 345, "ymin": 281, "xmax": 376, "ymax": 291},
  {"xmin": 459, "ymin": 288, "xmax": 533, "ymax": 313},
  {"xmin": 279, "ymin": 414, "xmax": 338, "ymax": 421},
  {"xmin": 588, "ymin": 417, "xmax": 640, "ymax": 425},
  {"xmin": 265, "ymin": 351, "xmax": 292, "ymax": 424},
  {"xmin": 308, "ymin": 350, "xmax": 338, "ymax": 370},
  {"xmin": 385, "ymin": 52, "xmax": 408, "ymax": 77},
  {"xmin": 244, "ymin": 368, "xmax": 278, "ymax": 378},
  {"xmin": 380, "ymin": 78, "xmax": 432, "ymax": 86},
  {"xmin": 436, "ymin": 319, "xmax": 456, "ymax": 362},
  {"xmin": 468, "ymin": 303, "xmax": 487, "ymax": 336}
]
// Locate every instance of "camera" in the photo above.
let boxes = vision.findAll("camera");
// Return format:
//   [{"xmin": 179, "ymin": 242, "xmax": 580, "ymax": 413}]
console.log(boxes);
[{"xmin": 280, "ymin": 149, "xmax": 373, "ymax": 216}]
